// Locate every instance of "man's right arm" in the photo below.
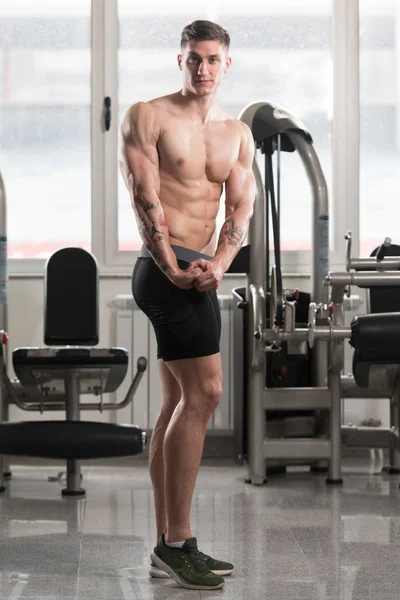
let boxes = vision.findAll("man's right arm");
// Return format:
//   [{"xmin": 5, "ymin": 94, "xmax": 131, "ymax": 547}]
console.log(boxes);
[{"xmin": 118, "ymin": 102, "xmax": 181, "ymax": 279}]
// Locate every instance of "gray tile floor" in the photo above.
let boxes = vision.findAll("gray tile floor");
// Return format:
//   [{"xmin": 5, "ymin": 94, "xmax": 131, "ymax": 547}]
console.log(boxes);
[{"xmin": 0, "ymin": 456, "xmax": 400, "ymax": 599}]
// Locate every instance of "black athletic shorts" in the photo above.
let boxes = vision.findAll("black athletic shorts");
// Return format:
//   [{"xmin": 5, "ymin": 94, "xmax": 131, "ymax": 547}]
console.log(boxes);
[{"xmin": 131, "ymin": 244, "xmax": 221, "ymax": 362}]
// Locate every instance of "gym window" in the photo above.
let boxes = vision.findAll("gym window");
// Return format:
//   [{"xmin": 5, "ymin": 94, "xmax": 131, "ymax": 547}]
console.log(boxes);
[{"xmin": 1, "ymin": 1, "xmax": 397, "ymax": 275}]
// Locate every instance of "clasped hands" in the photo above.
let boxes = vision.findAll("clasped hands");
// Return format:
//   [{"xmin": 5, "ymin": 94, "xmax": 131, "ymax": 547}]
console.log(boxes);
[{"xmin": 170, "ymin": 259, "xmax": 224, "ymax": 292}]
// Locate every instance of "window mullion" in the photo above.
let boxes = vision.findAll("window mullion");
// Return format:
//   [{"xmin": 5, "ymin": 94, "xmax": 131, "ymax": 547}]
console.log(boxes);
[
  {"xmin": 332, "ymin": 0, "xmax": 360, "ymax": 264},
  {"xmin": 103, "ymin": 0, "xmax": 119, "ymax": 267},
  {"xmin": 91, "ymin": 0, "xmax": 106, "ymax": 266}
]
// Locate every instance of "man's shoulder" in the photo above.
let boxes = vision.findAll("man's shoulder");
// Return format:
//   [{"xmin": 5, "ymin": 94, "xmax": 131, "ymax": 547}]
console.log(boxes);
[
  {"xmin": 220, "ymin": 116, "xmax": 254, "ymax": 164},
  {"xmin": 122, "ymin": 96, "xmax": 176, "ymax": 139},
  {"xmin": 148, "ymin": 92, "xmax": 178, "ymax": 108},
  {"xmin": 126, "ymin": 94, "xmax": 177, "ymax": 117},
  {"xmin": 233, "ymin": 118, "xmax": 252, "ymax": 137},
  {"xmin": 221, "ymin": 113, "xmax": 253, "ymax": 141}
]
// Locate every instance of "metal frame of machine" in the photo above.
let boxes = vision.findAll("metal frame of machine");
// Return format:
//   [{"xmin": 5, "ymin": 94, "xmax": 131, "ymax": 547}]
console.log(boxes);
[{"xmin": 237, "ymin": 101, "xmax": 400, "ymax": 486}]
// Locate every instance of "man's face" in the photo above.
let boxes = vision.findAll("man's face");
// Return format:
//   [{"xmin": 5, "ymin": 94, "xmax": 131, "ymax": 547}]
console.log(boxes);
[{"xmin": 178, "ymin": 40, "xmax": 231, "ymax": 96}]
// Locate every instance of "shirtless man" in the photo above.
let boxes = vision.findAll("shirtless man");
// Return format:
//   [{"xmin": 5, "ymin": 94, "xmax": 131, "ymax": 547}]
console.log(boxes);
[{"xmin": 119, "ymin": 20, "xmax": 255, "ymax": 591}]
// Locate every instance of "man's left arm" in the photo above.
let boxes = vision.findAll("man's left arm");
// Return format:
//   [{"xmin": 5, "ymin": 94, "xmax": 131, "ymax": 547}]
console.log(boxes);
[
  {"xmin": 213, "ymin": 122, "xmax": 256, "ymax": 272},
  {"xmin": 191, "ymin": 123, "xmax": 256, "ymax": 291}
]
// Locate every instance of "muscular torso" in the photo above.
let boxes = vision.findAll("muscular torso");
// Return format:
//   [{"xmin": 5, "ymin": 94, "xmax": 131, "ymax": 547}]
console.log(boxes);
[{"xmin": 150, "ymin": 94, "xmax": 242, "ymax": 255}]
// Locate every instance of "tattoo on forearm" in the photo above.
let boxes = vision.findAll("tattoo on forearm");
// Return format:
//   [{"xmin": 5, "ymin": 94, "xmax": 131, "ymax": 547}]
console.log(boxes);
[
  {"xmin": 136, "ymin": 215, "xmax": 168, "ymax": 274},
  {"xmin": 137, "ymin": 195, "xmax": 160, "ymax": 213},
  {"xmin": 137, "ymin": 215, "xmax": 163, "ymax": 242},
  {"xmin": 150, "ymin": 222, "xmax": 163, "ymax": 241},
  {"xmin": 218, "ymin": 217, "xmax": 246, "ymax": 248},
  {"xmin": 138, "ymin": 216, "xmax": 149, "ymax": 243}
]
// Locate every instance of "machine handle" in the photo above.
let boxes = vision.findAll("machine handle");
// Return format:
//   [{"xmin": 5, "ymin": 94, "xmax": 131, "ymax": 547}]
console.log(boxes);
[
  {"xmin": 376, "ymin": 237, "xmax": 392, "ymax": 261},
  {"xmin": 249, "ymin": 284, "xmax": 265, "ymax": 370},
  {"xmin": 137, "ymin": 356, "xmax": 147, "ymax": 372},
  {"xmin": 308, "ymin": 302, "xmax": 318, "ymax": 348},
  {"xmin": 119, "ymin": 357, "xmax": 147, "ymax": 407},
  {"xmin": 346, "ymin": 232, "xmax": 394, "ymax": 270},
  {"xmin": 345, "ymin": 230, "xmax": 352, "ymax": 272},
  {"xmin": 104, "ymin": 96, "xmax": 111, "ymax": 131},
  {"xmin": 344, "ymin": 231, "xmax": 353, "ymax": 298}
]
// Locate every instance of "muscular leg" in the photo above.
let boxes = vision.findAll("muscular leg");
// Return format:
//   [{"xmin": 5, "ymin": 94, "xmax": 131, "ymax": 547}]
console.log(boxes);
[
  {"xmin": 163, "ymin": 352, "xmax": 222, "ymax": 543},
  {"xmin": 150, "ymin": 359, "xmax": 181, "ymax": 543}
]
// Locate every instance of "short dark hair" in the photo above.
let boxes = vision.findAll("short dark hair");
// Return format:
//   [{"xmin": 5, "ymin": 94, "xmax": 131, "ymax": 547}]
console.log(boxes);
[{"xmin": 181, "ymin": 20, "xmax": 230, "ymax": 51}]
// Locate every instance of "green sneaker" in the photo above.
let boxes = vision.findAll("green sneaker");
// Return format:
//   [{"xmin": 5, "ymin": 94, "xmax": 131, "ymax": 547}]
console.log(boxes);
[
  {"xmin": 150, "ymin": 534, "xmax": 225, "ymax": 590},
  {"xmin": 149, "ymin": 550, "xmax": 234, "ymax": 578},
  {"xmin": 197, "ymin": 551, "xmax": 234, "ymax": 576}
]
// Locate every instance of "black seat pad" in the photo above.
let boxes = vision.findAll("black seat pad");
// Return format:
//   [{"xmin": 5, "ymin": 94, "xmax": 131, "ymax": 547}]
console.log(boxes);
[{"xmin": 13, "ymin": 347, "xmax": 128, "ymax": 367}]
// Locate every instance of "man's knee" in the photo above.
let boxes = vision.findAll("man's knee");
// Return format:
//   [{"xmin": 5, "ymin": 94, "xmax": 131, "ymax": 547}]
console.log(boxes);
[
  {"xmin": 203, "ymin": 379, "xmax": 223, "ymax": 406},
  {"xmin": 165, "ymin": 353, "xmax": 223, "ymax": 416},
  {"xmin": 186, "ymin": 378, "xmax": 222, "ymax": 417}
]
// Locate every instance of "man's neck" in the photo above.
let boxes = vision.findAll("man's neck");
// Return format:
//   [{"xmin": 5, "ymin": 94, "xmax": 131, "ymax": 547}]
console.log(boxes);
[{"xmin": 178, "ymin": 88, "xmax": 219, "ymax": 123}]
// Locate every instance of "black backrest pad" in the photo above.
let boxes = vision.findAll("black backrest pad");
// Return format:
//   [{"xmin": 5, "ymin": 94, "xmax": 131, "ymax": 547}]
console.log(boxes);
[{"xmin": 45, "ymin": 247, "xmax": 99, "ymax": 346}]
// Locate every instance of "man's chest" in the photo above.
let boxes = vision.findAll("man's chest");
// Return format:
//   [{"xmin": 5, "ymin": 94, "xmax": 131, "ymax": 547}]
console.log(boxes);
[{"xmin": 158, "ymin": 121, "xmax": 240, "ymax": 183}]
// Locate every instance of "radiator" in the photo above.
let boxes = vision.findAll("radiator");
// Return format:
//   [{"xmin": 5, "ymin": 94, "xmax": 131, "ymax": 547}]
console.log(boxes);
[{"xmin": 113, "ymin": 294, "xmax": 234, "ymax": 432}]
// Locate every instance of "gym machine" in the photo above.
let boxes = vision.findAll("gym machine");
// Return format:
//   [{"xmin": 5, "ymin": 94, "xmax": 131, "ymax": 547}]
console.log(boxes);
[
  {"xmin": 232, "ymin": 101, "xmax": 400, "ymax": 485},
  {"xmin": 0, "ymin": 169, "xmax": 147, "ymax": 497}
]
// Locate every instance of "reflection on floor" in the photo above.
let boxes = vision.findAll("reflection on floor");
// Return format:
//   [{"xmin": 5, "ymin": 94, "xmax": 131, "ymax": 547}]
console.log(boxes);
[{"xmin": 0, "ymin": 456, "xmax": 400, "ymax": 599}]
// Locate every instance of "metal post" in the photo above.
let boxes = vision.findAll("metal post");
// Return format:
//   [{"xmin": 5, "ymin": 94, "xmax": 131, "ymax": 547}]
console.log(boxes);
[
  {"xmin": 327, "ymin": 341, "xmax": 343, "ymax": 484},
  {"xmin": 326, "ymin": 302, "xmax": 344, "ymax": 483},
  {"xmin": 246, "ymin": 157, "xmax": 267, "ymax": 486},
  {"xmin": 239, "ymin": 101, "xmax": 268, "ymax": 485},
  {"xmin": 62, "ymin": 372, "xmax": 85, "ymax": 496},
  {"xmin": 247, "ymin": 329, "xmax": 267, "ymax": 485},
  {"xmin": 286, "ymin": 131, "xmax": 329, "ymax": 387}
]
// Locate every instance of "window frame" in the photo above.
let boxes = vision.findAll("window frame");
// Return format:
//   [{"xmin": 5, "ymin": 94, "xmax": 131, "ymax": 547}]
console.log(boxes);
[{"xmin": 7, "ymin": 0, "xmax": 360, "ymax": 277}]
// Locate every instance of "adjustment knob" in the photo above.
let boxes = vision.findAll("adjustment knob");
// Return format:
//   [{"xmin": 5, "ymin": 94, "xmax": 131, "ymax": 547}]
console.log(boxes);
[{"xmin": 327, "ymin": 302, "xmax": 335, "ymax": 315}]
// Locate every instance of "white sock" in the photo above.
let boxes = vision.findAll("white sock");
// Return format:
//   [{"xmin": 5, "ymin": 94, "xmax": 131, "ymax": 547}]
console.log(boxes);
[{"xmin": 165, "ymin": 540, "xmax": 185, "ymax": 548}]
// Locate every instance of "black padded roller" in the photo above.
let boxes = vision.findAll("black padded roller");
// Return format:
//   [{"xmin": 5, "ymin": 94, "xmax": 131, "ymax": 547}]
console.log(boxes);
[
  {"xmin": 0, "ymin": 421, "xmax": 144, "ymax": 459},
  {"xmin": 350, "ymin": 312, "xmax": 400, "ymax": 387},
  {"xmin": 350, "ymin": 313, "xmax": 400, "ymax": 362}
]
